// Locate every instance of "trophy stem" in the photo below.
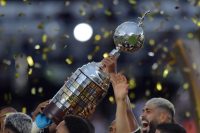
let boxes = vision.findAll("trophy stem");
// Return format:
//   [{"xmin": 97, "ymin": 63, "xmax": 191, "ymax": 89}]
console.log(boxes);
[{"xmin": 109, "ymin": 48, "xmax": 120, "ymax": 59}]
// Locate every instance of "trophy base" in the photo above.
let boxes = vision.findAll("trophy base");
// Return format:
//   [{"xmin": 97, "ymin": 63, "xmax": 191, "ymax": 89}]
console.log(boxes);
[{"xmin": 43, "ymin": 102, "xmax": 65, "ymax": 124}]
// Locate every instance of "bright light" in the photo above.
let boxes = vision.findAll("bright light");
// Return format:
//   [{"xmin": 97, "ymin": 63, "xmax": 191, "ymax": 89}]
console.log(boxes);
[{"xmin": 73, "ymin": 23, "xmax": 93, "ymax": 42}]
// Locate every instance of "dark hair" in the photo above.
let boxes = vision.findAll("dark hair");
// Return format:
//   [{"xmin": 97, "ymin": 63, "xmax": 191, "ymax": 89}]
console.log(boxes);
[
  {"xmin": 156, "ymin": 123, "xmax": 186, "ymax": 133},
  {"xmin": 4, "ymin": 112, "xmax": 32, "ymax": 133},
  {"xmin": 4, "ymin": 121, "xmax": 21, "ymax": 133},
  {"xmin": 64, "ymin": 115, "xmax": 93, "ymax": 133}
]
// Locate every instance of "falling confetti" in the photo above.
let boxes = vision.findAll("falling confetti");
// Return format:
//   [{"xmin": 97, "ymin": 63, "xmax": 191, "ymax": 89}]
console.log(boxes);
[
  {"xmin": 42, "ymin": 34, "xmax": 48, "ymax": 43},
  {"xmin": 27, "ymin": 56, "xmax": 34, "ymax": 67},
  {"xmin": 94, "ymin": 34, "xmax": 101, "ymax": 41},
  {"xmin": 104, "ymin": 9, "xmax": 112, "ymax": 16},
  {"xmin": 149, "ymin": 39, "xmax": 156, "ymax": 46},
  {"xmin": 38, "ymin": 87, "xmax": 43, "ymax": 93},
  {"xmin": 35, "ymin": 44, "xmax": 40, "ymax": 50},
  {"xmin": 192, "ymin": 17, "xmax": 200, "ymax": 27},
  {"xmin": 129, "ymin": 79, "xmax": 136, "ymax": 89},
  {"xmin": 129, "ymin": 92, "xmax": 135, "ymax": 99},
  {"xmin": 185, "ymin": 111, "xmax": 191, "ymax": 117},
  {"xmin": 0, "ymin": 0, "xmax": 6, "ymax": 6},
  {"xmin": 103, "ymin": 52, "xmax": 109, "ymax": 58},
  {"xmin": 87, "ymin": 54, "xmax": 93, "ymax": 61},
  {"xmin": 156, "ymin": 82, "xmax": 162, "ymax": 91},
  {"xmin": 183, "ymin": 83, "xmax": 189, "ymax": 90},
  {"xmin": 22, "ymin": 107, "xmax": 27, "ymax": 114},
  {"xmin": 31, "ymin": 87, "xmax": 36, "ymax": 95},
  {"xmin": 163, "ymin": 68, "xmax": 169, "ymax": 78},
  {"xmin": 109, "ymin": 96, "xmax": 115, "ymax": 104},
  {"xmin": 65, "ymin": 57, "xmax": 73, "ymax": 65},
  {"xmin": 28, "ymin": 68, "xmax": 33, "ymax": 75}
]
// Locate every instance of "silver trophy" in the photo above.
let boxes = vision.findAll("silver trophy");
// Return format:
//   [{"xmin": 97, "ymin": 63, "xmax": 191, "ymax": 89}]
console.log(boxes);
[{"xmin": 43, "ymin": 11, "xmax": 150, "ymax": 124}]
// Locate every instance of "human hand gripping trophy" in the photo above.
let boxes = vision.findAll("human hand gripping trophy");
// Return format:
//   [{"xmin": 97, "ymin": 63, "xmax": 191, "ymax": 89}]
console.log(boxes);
[{"xmin": 32, "ymin": 11, "xmax": 150, "ymax": 131}]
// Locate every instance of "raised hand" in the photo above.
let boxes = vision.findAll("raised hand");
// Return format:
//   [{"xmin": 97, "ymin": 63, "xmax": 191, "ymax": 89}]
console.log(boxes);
[
  {"xmin": 32, "ymin": 100, "xmax": 50, "ymax": 121},
  {"xmin": 101, "ymin": 55, "xmax": 117, "ymax": 74},
  {"xmin": 110, "ymin": 73, "xmax": 129, "ymax": 102}
]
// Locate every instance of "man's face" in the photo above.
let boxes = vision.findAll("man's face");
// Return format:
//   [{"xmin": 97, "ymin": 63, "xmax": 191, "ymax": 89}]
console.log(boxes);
[
  {"xmin": 140, "ymin": 103, "xmax": 162, "ymax": 133},
  {"xmin": 108, "ymin": 120, "xmax": 116, "ymax": 133},
  {"xmin": 0, "ymin": 107, "xmax": 16, "ymax": 133},
  {"xmin": 56, "ymin": 120, "xmax": 69, "ymax": 133}
]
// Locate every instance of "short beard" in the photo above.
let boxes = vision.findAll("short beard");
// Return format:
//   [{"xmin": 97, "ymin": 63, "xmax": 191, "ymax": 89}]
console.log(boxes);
[{"xmin": 148, "ymin": 121, "xmax": 157, "ymax": 133}]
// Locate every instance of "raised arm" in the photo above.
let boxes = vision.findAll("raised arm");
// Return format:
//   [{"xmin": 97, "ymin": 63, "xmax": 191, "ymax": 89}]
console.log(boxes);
[
  {"xmin": 126, "ymin": 96, "xmax": 139, "ymax": 132},
  {"xmin": 110, "ymin": 73, "xmax": 131, "ymax": 133}
]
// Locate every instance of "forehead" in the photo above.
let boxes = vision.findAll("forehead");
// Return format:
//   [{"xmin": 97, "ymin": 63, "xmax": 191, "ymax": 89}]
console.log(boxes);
[{"xmin": 143, "ymin": 102, "xmax": 157, "ymax": 110}]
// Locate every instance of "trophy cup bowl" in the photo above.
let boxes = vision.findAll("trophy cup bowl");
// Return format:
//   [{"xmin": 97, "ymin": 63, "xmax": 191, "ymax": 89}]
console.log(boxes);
[
  {"xmin": 42, "ymin": 11, "xmax": 149, "ymax": 124},
  {"xmin": 113, "ymin": 21, "xmax": 144, "ymax": 53}
]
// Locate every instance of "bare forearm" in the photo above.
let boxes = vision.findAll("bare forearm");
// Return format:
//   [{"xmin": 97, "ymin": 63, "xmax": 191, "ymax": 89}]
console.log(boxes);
[
  {"xmin": 116, "ymin": 100, "xmax": 131, "ymax": 133},
  {"xmin": 127, "ymin": 110, "xmax": 139, "ymax": 131},
  {"xmin": 126, "ymin": 96, "xmax": 139, "ymax": 131}
]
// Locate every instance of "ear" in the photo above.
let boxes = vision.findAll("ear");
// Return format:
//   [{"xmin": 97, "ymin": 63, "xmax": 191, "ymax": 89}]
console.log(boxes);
[{"xmin": 159, "ymin": 112, "xmax": 168, "ymax": 123}]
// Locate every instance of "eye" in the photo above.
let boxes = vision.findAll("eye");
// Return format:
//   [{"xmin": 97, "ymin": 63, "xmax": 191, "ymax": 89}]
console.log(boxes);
[{"xmin": 146, "ymin": 109, "xmax": 151, "ymax": 113}]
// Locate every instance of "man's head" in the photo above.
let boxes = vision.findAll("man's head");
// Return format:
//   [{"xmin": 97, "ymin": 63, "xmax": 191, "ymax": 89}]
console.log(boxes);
[
  {"xmin": 108, "ymin": 120, "xmax": 116, "ymax": 133},
  {"xmin": 0, "ymin": 106, "xmax": 17, "ymax": 133},
  {"xmin": 4, "ymin": 112, "xmax": 32, "ymax": 133},
  {"xmin": 56, "ymin": 115, "xmax": 93, "ymax": 133},
  {"xmin": 140, "ymin": 98, "xmax": 175, "ymax": 133},
  {"xmin": 155, "ymin": 123, "xmax": 186, "ymax": 133}
]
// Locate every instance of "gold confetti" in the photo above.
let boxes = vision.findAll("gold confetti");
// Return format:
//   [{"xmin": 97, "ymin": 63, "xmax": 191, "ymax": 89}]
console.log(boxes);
[
  {"xmin": 192, "ymin": 63, "xmax": 197, "ymax": 70},
  {"xmin": 43, "ymin": 47, "xmax": 51, "ymax": 53},
  {"xmin": 0, "ymin": 0, "xmax": 6, "ymax": 6},
  {"xmin": 31, "ymin": 87, "xmax": 36, "ymax": 95},
  {"xmin": 94, "ymin": 46, "xmax": 100, "ymax": 52},
  {"xmin": 22, "ymin": 107, "xmax": 27, "ymax": 114},
  {"xmin": 42, "ymin": 53, "xmax": 47, "ymax": 60},
  {"xmin": 38, "ymin": 87, "xmax": 43, "ymax": 93},
  {"xmin": 149, "ymin": 39, "xmax": 155, "ymax": 46},
  {"xmin": 87, "ymin": 54, "xmax": 93, "ymax": 61},
  {"xmin": 192, "ymin": 17, "xmax": 200, "ymax": 27},
  {"xmin": 129, "ymin": 79, "xmax": 136, "ymax": 89},
  {"xmin": 97, "ymin": 1, "xmax": 103, "ymax": 9},
  {"xmin": 163, "ymin": 68, "xmax": 169, "ymax": 78},
  {"xmin": 131, "ymin": 103, "xmax": 135, "ymax": 109},
  {"xmin": 35, "ymin": 44, "xmax": 40, "ymax": 50},
  {"xmin": 15, "ymin": 73, "xmax": 19, "ymax": 78},
  {"xmin": 65, "ymin": 58, "xmax": 73, "ymax": 65},
  {"xmin": 95, "ymin": 34, "xmax": 101, "ymax": 41},
  {"xmin": 103, "ymin": 31, "xmax": 111, "ymax": 38},
  {"xmin": 185, "ymin": 111, "xmax": 191, "ymax": 117},
  {"xmin": 145, "ymin": 90, "xmax": 151, "ymax": 96},
  {"xmin": 104, "ymin": 9, "xmax": 112, "ymax": 16},
  {"xmin": 103, "ymin": 52, "xmax": 109, "ymax": 58},
  {"xmin": 128, "ymin": 0, "xmax": 136, "ymax": 5},
  {"xmin": 79, "ymin": 7, "xmax": 86, "ymax": 16},
  {"xmin": 129, "ymin": 92, "xmax": 135, "ymax": 99},
  {"xmin": 109, "ymin": 96, "xmax": 115, "ymax": 104},
  {"xmin": 183, "ymin": 83, "xmax": 189, "ymax": 90},
  {"xmin": 28, "ymin": 68, "xmax": 32, "ymax": 75},
  {"xmin": 42, "ymin": 34, "xmax": 48, "ymax": 43},
  {"xmin": 156, "ymin": 82, "xmax": 162, "ymax": 91},
  {"xmin": 27, "ymin": 56, "xmax": 34, "ymax": 66},
  {"xmin": 187, "ymin": 32, "xmax": 194, "ymax": 39},
  {"xmin": 163, "ymin": 46, "xmax": 168, "ymax": 52}
]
